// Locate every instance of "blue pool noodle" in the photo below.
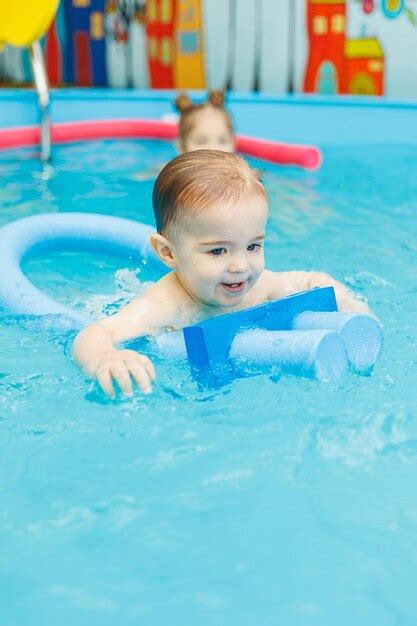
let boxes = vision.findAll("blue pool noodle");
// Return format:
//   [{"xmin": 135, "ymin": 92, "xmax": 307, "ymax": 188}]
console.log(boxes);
[
  {"xmin": 155, "ymin": 326, "xmax": 349, "ymax": 381},
  {"xmin": 230, "ymin": 329, "xmax": 348, "ymax": 381},
  {"xmin": 183, "ymin": 287, "xmax": 338, "ymax": 368},
  {"xmin": 0, "ymin": 212, "xmax": 162, "ymax": 326},
  {"xmin": 293, "ymin": 311, "xmax": 383, "ymax": 374}
]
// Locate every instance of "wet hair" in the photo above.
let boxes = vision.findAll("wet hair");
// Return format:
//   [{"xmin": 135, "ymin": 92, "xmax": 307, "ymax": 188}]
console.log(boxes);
[
  {"xmin": 152, "ymin": 149, "xmax": 266, "ymax": 234},
  {"xmin": 174, "ymin": 90, "xmax": 234, "ymax": 148}
]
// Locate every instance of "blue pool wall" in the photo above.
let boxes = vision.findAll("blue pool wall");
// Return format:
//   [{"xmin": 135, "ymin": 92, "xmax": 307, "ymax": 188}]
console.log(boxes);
[{"xmin": 1, "ymin": 89, "xmax": 417, "ymax": 147}]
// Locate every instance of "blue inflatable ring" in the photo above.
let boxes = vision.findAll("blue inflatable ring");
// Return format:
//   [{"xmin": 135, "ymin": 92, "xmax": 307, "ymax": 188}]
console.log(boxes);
[{"xmin": 0, "ymin": 212, "xmax": 159, "ymax": 327}]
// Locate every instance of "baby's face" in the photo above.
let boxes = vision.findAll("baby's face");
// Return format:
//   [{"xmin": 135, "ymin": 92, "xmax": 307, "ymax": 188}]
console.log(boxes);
[
  {"xmin": 183, "ymin": 107, "xmax": 235, "ymax": 153},
  {"xmin": 169, "ymin": 194, "xmax": 267, "ymax": 308}
]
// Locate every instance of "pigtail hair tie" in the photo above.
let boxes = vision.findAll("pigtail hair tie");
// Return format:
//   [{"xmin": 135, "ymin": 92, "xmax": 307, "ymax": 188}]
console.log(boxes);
[
  {"xmin": 208, "ymin": 90, "xmax": 225, "ymax": 107},
  {"xmin": 174, "ymin": 92, "xmax": 194, "ymax": 113}
]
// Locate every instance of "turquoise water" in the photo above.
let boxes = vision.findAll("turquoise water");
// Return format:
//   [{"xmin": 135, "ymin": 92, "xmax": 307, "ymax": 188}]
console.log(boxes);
[{"xmin": 0, "ymin": 140, "xmax": 416, "ymax": 626}]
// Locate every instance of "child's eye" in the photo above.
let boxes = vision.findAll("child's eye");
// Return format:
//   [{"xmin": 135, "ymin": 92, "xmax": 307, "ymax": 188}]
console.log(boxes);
[
  {"xmin": 209, "ymin": 247, "xmax": 227, "ymax": 256},
  {"xmin": 247, "ymin": 243, "xmax": 262, "ymax": 252}
]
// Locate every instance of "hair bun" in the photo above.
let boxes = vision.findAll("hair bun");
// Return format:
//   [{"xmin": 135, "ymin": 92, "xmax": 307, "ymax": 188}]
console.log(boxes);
[
  {"xmin": 208, "ymin": 90, "xmax": 225, "ymax": 107},
  {"xmin": 174, "ymin": 92, "xmax": 194, "ymax": 113}
]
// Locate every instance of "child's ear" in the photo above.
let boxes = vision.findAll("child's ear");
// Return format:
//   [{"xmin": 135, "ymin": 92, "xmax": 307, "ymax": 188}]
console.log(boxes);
[
  {"xmin": 150, "ymin": 233, "xmax": 177, "ymax": 269},
  {"xmin": 176, "ymin": 139, "xmax": 185, "ymax": 154}
]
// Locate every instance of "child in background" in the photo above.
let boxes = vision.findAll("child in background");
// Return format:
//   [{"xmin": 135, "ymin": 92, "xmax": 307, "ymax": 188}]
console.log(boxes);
[
  {"xmin": 73, "ymin": 150, "xmax": 370, "ymax": 398},
  {"xmin": 175, "ymin": 90, "xmax": 235, "ymax": 153},
  {"xmin": 133, "ymin": 90, "xmax": 234, "ymax": 181}
]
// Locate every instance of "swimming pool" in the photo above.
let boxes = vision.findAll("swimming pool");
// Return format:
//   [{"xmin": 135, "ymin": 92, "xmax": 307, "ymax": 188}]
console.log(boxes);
[{"xmin": 1, "ymin": 133, "xmax": 416, "ymax": 623}]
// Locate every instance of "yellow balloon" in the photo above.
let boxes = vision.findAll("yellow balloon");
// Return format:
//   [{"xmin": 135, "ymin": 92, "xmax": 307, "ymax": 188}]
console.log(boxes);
[{"xmin": 0, "ymin": 0, "xmax": 59, "ymax": 49}]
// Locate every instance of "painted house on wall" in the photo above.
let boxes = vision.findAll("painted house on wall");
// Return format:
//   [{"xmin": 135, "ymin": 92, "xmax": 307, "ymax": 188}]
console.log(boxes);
[
  {"xmin": 174, "ymin": 0, "xmax": 205, "ymax": 88},
  {"xmin": 303, "ymin": 0, "xmax": 384, "ymax": 95},
  {"xmin": 146, "ymin": 0, "xmax": 177, "ymax": 88},
  {"xmin": 146, "ymin": 0, "xmax": 205, "ymax": 89},
  {"xmin": 344, "ymin": 37, "xmax": 383, "ymax": 95},
  {"xmin": 303, "ymin": 0, "xmax": 346, "ymax": 94},
  {"xmin": 64, "ymin": 0, "xmax": 107, "ymax": 86}
]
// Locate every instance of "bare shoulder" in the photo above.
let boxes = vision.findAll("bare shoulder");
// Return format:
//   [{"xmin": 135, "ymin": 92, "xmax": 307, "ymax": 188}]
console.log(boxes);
[
  {"xmin": 141, "ymin": 271, "xmax": 183, "ymax": 305},
  {"xmin": 120, "ymin": 272, "xmax": 188, "ymax": 324},
  {"xmin": 98, "ymin": 272, "xmax": 192, "ymax": 341},
  {"xmin": 256, "ymin": 269, "xmax": 313, "ymax": 300},
  {"xmin": 261, "ymin": 268, "xmax": 370, "ymax": 313}
]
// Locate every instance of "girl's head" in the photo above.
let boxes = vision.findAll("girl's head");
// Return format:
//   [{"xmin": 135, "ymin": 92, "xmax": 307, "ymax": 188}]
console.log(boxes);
[
  {"xmin": 174, "ymin": 90, "xmax": 235, "ymax": 154},
  {"xmin": 151, "ymin": 150, "xmax": 268, "ymax": 308}
]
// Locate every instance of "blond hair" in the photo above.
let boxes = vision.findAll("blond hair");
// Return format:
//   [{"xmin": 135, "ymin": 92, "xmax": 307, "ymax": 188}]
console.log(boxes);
[{"xmin": 152, "ymin": 150, "xmax": 266, "ymax": 234}]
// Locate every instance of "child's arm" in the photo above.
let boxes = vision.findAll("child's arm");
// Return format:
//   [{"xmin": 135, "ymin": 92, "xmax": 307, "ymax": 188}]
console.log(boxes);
[
  {"xmin": 265, "ymin": 270, "xmax": 371, "ymax": 313},
  {"xmin": 72, "ymin": 300, "xmax": 156, "ymax": 398},
  {"xmin": 72, "ymin": 276, "xmax": 180, "ymax": 398}
]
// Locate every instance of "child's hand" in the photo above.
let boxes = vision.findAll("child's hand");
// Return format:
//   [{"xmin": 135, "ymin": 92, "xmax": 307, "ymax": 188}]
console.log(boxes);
[{"xmin": 88, "ymin": 349, "xmax": 156, "ymax": 398}]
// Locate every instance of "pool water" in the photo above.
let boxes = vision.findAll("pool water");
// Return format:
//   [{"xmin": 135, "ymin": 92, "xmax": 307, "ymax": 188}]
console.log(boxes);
[{"xmin": 0, "ymin": 139, "xmax": 416, "ymax": 626}]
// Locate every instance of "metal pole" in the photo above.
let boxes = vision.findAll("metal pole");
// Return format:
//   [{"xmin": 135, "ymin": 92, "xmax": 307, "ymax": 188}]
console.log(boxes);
[{"xmin": 29, "ymin": 41, "xmax": 51, "ymax": 162}]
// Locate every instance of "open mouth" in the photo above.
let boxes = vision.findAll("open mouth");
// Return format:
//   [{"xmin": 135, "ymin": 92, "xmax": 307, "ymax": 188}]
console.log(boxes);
[{"xmin": 220, "ymin": 281, "xmax": 247, "ymax": 294}]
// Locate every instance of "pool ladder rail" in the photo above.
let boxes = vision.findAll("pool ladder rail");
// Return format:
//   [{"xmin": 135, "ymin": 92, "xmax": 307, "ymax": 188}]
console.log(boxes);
[{"xmin": 29, "ymin": 41, "xmax": 51, "ymax": 162}]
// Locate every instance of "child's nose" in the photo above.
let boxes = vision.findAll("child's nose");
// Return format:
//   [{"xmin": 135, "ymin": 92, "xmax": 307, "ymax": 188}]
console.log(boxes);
[{"xmin": 228, "ymin": 255, "xmax": 249, "ymax": 273}]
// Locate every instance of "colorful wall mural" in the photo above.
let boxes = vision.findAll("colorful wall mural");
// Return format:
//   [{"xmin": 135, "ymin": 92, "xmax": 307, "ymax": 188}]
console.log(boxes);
[
  {"xmin": 0, "ymin": 0, "xmax": 416, "ymax": 98},
  {"xmin": 303, "ymin": 0, "xmax": 384, "ymax": 96},
  {"xmin": 295, "ymin": 0, "xmax": 417, "ymax": 97}
]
